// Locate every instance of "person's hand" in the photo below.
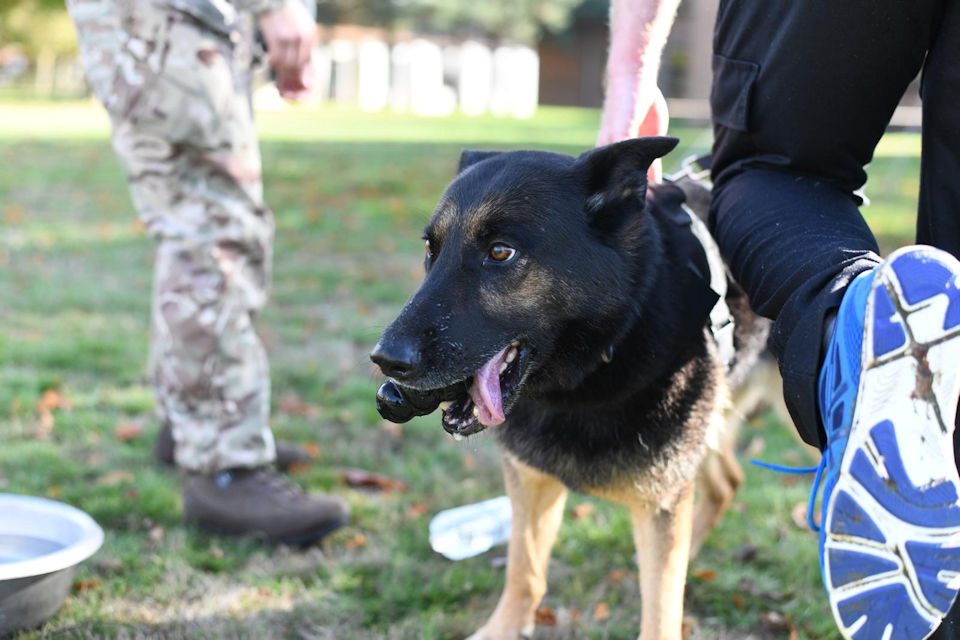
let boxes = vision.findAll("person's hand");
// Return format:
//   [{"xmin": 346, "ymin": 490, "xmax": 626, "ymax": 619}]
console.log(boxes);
[
  {"xmin": 597, "ymin": 85, "xmax": 669, "ymax": 183},
  {"xmin": 275, "ymin": 58, "xmax": 315, "ymax": 101},
  {"xmin": 257, "ymin": 0, "xmax": 316, "ymax": 100}
]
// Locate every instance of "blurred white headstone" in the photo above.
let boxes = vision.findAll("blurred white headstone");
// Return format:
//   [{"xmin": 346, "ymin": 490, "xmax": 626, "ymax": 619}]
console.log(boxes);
[
  {"xmin": 312, "ymin": 44, "xmax": 332, "ymax": 102},
  {"xmin": 491, "ymin": 45, "xmax": 539, "ymax": 119},
  {"xmin": 458, "ymin": 40, "xmax": 493, "ymax": 116},
  {"xmin": 390, "ymin": 42, "xmax": 412, "ymax": 112},
  {"xmin": 330, "ymin": 39, "xmax": 357, "ymax": 104},
  {"xmin": 409, "ymin": 39, "xmax": 455, "ymax": 117},
  {"xmin": 357, "ymin": 40, "xmax": 390, "ymax": 112}
]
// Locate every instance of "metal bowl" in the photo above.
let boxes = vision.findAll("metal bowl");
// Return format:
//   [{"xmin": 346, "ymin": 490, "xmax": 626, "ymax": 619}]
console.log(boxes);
[{"xmin": 0, "ymin": 494, "xmax": 104, "ymax": 637}]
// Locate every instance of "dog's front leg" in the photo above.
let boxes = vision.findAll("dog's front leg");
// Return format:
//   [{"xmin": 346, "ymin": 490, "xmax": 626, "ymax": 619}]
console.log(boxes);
[
  {"xmin": 468, "ymin": 453, "xmax": 568, "ymax": 640},
  {"xmin": 630, "ymin": 481, "xmax": 695, "ymax": 640}
]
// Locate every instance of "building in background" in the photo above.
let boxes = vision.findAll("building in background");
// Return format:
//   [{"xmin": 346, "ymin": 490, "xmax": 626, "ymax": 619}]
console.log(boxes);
[
  {"xmin": 539, "ymin": 0, "xmax": 716, "ymax": 117},
  {"xmin": 4, "ymin": 0, "xmax": 921, "ymax": 125}
]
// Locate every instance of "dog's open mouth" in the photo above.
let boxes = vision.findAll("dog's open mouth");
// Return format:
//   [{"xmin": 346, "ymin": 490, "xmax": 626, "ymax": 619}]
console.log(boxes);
[{"xmin": 441, "ymin": 340, "xmax": 525, "ymax": 438}]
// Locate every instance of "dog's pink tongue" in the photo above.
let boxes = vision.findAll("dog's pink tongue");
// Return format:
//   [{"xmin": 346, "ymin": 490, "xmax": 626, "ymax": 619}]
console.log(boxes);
[{"xmin": 469, "ymin": 347, "xmax": 507, "ymax": 426}]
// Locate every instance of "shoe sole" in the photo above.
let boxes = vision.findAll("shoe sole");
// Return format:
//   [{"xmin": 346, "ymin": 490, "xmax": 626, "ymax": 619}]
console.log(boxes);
[
  {"xmin": 824, "ymin": 247, "xmax": 960, "ymax": 640},
  {"xmin": 188, "ymin": 517, "xmax": 348, "ymax": 547}
]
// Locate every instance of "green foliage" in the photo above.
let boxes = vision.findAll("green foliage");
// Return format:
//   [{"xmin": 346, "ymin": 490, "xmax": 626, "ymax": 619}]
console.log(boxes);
[{"xmin": 0, "ymin": 0, "xmax": 77, "ymax": 57}]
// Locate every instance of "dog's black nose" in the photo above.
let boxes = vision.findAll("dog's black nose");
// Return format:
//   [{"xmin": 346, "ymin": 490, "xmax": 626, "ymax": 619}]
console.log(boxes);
[{"xmin": 370, "ymin": 340, "xmax": 421, "ymax": 380}]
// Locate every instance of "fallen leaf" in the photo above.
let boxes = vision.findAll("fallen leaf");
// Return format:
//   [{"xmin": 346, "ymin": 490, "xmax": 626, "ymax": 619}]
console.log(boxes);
[
  {"xmin": 37, "ymin": 389, "xmax": 71, "ymax": 412},
  {"xmin": 340, "ymin": 468, "xmax": 409, "ymax": 493},
  {"xmin": 461, "ymin": 453, "xmax": 476, "ymax": 470},
  {"xmin": 681, "ymin": 615, "xmax": 698, "ymax": 639},
  {"xmin": 405, "ymin": 503, "xmax": 429, "ymax": 519},
  {"xmin": 47, "ymin": 485, "xmax": 61, "ymax": 498},
  {"xmin": 344, "ymin": 533, "xmax": 367, "ymax": 549},
  {"xmin": 302, "ymin": 442, "xmax": 321, "ymax": 459},
  {"xmin": 570, "ymin": 609, "xmax": 580, "ymax": 622},
  {"xmin": 96, "ymin": 223, "xmax": 115, "ymax": 240},
  {"xmin": 535, "ymin": 607, "xmax": 557, "ymax": 626},
  {"xmin": 114, "ymin": 422, "xmax": 143, "ymax": 442},
  {"xmin": 97, "ymin": 470, "xmax": 135, "ymax": 486},
  {"xmin": 791, "ymin": 502, "xmax": 819, "ymax": 530},
  {"xmin": 34, "ymin": 389, "xmax": 72, "ymax": 439},
  {"xmin": 571, "ymin": 502, "xmax": 595, "ymax": 520},
  {"xmin": 288, "ymin": 461, "xmax": 313, "ymax": 476},
  {"xmin": 692, "ymin": 569, "xmax": 717, "ymax": 581},
  {"xmin": 732, "ymin": 593, "xmax": 745, "ymax": 610},
  {"xmin": 593, "ymin": 602, "xmax": 610, "ymax": 622},
  {"xmin": 5, "ymin": 204, "xmax": 24, "ymax": 224},
  {"xmin": 72, "ymin": 579, "xmax": 101, "ymax": 592},
  {"xmin": 123, "ymin": 488, "xmax": 140, "ymax": 500},
  {"xmin": 606, "ymin": 569, "xmax": 628, "ymax": 584},
  {"xmin": 276, "ymin": 394, "xmax": 321, "ymax": 419}
]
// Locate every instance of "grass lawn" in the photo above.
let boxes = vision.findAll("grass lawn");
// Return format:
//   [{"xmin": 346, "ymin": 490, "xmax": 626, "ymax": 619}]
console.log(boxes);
[{"xmin": 0, "ymin": 101, "xmax": 922, "ymax": 639}]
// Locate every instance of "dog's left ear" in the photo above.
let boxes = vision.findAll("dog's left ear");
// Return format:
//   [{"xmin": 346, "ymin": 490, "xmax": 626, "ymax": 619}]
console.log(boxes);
[
  {"xmin": 575, "ymin": 137, "xmax": 679, "ymax": 215},
  {"xmin": 458, "ymin": 149, "xmax": 503, "ymax": 174}
]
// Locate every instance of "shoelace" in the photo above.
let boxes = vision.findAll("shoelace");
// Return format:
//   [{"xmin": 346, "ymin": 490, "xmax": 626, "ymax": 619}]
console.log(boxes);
[{"xmin": 751, "ymin": 458, "xmax": 825, "ymax": 532}]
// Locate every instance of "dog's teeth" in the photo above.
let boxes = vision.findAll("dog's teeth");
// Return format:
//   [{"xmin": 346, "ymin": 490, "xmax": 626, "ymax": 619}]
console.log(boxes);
[
  {"xmin": 505, "ymin": 348, "xmax": 517, "ymax": 364},
  {"xmin": 439, "ymin": 401, "xmax": 451, "ymax": 411},
  {"xmin": 499, "ymin": 362, "xmax": 508, "ymax": 374},
  {"xmin": 451, "ymin": 432, "xmax": 464, "ymax": 441},
  {"xmin": 473, "ymin": 405, "xmax": 480, "ymax": 418},
  {"xmin": 511, "ymin": 340, "xmax": 520, "ymax": 347}
]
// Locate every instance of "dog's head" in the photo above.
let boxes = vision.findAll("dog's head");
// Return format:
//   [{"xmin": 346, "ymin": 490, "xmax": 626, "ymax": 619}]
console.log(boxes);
[{"xmin": 371, "ymin": 137, "xmax": 678, "ymax": 437}]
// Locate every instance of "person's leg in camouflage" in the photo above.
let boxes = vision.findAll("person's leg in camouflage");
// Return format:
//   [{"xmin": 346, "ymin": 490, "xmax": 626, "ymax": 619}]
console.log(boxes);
[{"xmin": 67, "ymin": 0, "xmax": 347, "ymax": 543}]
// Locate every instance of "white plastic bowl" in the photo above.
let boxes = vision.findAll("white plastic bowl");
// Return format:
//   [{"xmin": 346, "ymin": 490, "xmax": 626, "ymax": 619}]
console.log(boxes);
[{"xmin": 0, "ymin": 493, "xmax": 104, "ymax": 636}]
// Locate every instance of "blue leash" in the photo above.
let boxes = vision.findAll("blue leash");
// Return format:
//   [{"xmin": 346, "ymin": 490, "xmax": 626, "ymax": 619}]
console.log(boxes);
[{"xmin": 750, "ymin": 459, "xmax": 825, "ymax": 532}]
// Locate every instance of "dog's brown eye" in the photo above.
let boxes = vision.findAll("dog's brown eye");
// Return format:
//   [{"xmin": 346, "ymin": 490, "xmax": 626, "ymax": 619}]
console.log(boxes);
[{"xmin": 488, "ymin": 243, "xmax": 516, "ymax": 262}]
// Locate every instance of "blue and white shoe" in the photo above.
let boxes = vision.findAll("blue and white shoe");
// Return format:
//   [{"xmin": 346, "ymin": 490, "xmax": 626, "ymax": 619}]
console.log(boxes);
[{"xmin": 818, "ymin": 245, "xmax": 960, "ymax": 639}]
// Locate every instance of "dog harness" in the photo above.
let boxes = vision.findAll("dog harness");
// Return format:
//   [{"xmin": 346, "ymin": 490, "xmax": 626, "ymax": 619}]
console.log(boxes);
[{"xmin": 655, "ymin": 157, "xmax": 737, "ymax": 374}]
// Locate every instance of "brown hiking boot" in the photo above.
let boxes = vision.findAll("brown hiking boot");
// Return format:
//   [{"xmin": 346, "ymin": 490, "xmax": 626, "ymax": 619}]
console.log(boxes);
[
  {"xmin": 183, "ymin": 467, "xmax": 349, "ymax": 544},
  {"xmin": 154, "ymin": 424, "xmax": 312, "ymax": 472}
]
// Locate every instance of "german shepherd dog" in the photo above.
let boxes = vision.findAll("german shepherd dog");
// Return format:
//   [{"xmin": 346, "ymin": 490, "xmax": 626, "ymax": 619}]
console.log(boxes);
[{"xmin": 371, "ymin": 137, "xmax": 775, "ymax": 640}]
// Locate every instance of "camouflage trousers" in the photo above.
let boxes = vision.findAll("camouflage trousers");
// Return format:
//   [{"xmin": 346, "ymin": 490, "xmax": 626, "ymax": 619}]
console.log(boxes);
[{"xmin": 68, "ymin": 0, "xmax": 276, "ymax": 473}]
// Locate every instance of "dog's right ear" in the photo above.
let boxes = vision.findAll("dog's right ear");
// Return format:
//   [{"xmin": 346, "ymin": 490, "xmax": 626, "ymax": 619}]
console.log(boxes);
[
  {"xmin": 458, "ymin": 150, "xmax": 502, "ymax": 174},
  {"xmin": 575, "ymin": 137, "xmax": 679, "ymax": 215}
]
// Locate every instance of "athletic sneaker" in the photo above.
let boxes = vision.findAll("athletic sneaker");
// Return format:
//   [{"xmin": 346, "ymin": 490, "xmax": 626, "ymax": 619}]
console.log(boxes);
[{"xmin": 817, "ymin": 245, "xmax": 960, "ymax": 639}]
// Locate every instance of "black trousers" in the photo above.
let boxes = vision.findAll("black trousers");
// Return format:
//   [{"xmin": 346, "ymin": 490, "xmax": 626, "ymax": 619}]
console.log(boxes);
[{"xmin": 707, "ymin": 1, "xmax": 960, "ymax": 636}]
